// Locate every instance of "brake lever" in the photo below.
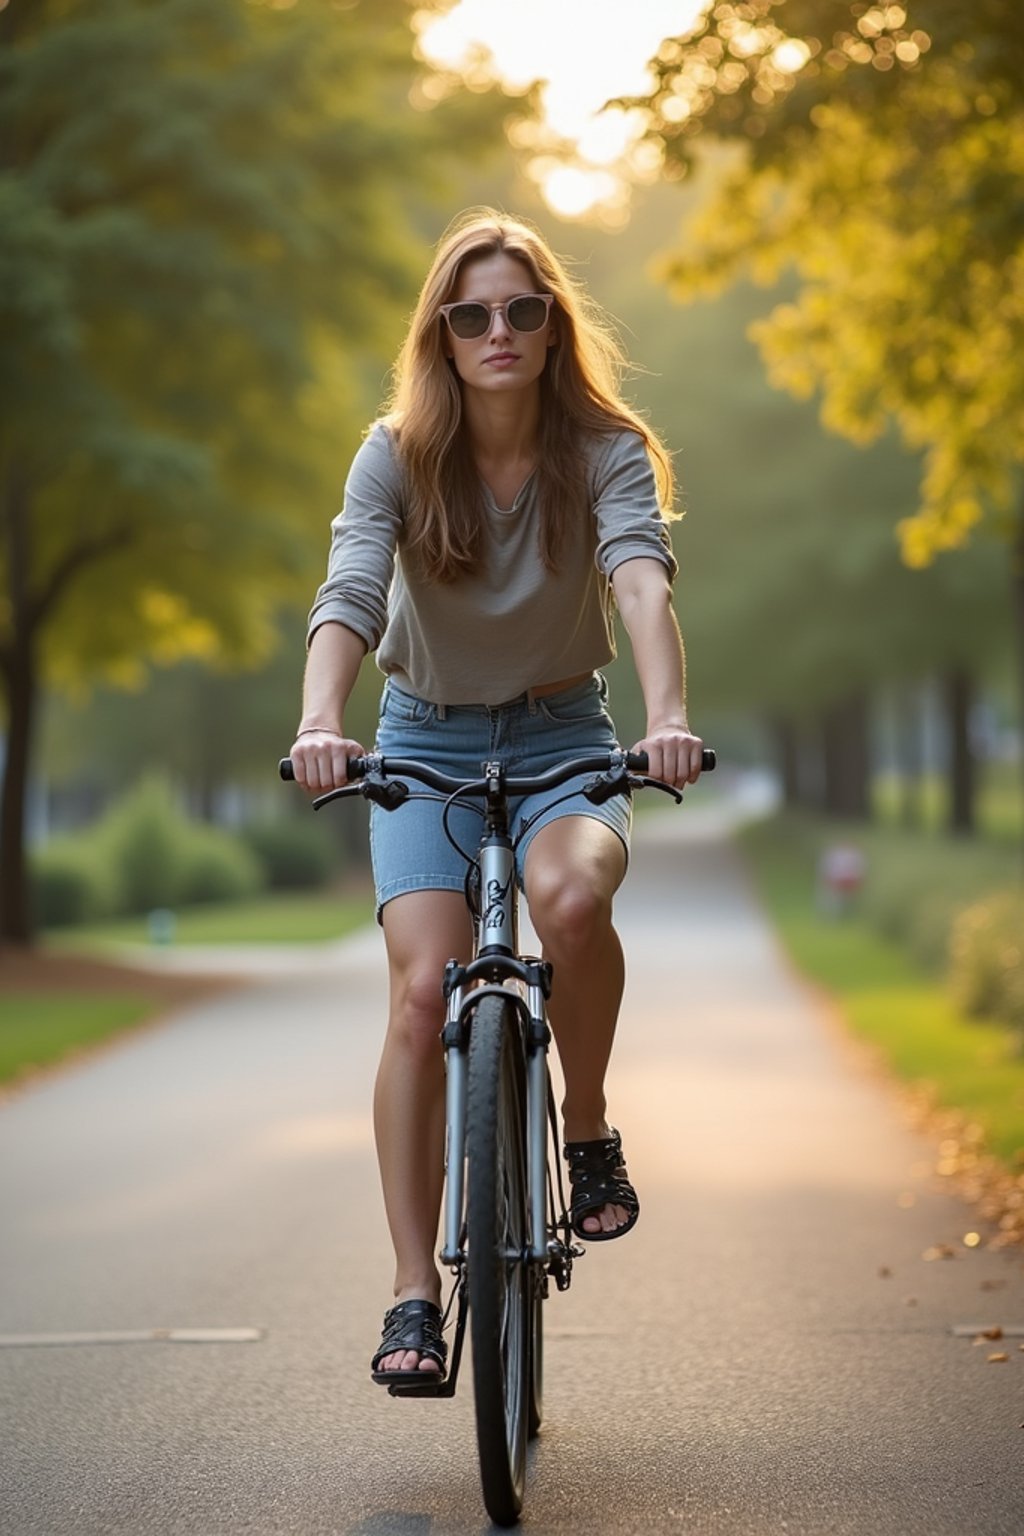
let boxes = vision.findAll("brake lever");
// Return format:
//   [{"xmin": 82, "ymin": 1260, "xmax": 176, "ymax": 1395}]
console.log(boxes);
[
  {"xmin": 629, "ymin": 774, "xmax": 684, "ymax": 804},
  {"xmin": 311, "ymin": 783, "xmax": 365, "ymax": 812}
]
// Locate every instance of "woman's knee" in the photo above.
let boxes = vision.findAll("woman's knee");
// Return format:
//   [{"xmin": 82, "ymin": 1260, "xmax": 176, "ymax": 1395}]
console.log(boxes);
[
  {"xmin": 528, "ymin": 871, "xmax": 613, "ymax": 956},
  {"xmin": 387, "ymin": 964, "xmax": 448, "ymax": 1056}
]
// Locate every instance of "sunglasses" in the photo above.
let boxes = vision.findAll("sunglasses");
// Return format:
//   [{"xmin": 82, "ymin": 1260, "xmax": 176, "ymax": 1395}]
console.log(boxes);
[{"xmin": 438, "ymin": 292, "xmax": 554, "ymax": 341}]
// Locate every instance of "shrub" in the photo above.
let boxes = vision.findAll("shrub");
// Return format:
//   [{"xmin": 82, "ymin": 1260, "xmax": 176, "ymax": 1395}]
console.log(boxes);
[
  {"xmin": 243, "ymin": 817, "xmax": 337, "ymax": 890},
  {"xmin": 178, "ymin": 826, "xmax": 265, "ymax": 905},
  {"xmin": 31, "ymin": 844, "xmax": 112, "ymax": 927},
  {"xmin": 949, "ymin": 891, "xmax": 1024, "ymax": 1035},
  {"xmin": 97, "ymin": 776, "xmax": 186, "ymax": 914}
]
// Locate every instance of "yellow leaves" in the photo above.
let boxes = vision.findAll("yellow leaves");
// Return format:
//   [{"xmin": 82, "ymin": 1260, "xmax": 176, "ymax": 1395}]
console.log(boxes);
[{"xmin": 139, "ymin": 590, "xmax": 220, "ymax": 666}]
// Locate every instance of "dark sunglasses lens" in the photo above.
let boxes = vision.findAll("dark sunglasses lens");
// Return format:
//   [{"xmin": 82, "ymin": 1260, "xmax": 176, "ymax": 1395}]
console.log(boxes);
[
  {"xmin": 447, "ymin": 303, "xmax": 489, "ymax": 339},
  {"xmin": 507, "ymin": 295, "xmax": 549, "ymax": 332}
]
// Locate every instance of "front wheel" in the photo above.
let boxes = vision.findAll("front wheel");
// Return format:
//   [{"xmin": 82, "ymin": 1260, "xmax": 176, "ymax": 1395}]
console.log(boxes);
[{"xmin": 466, "ymin": 993, "xmax": 530, "ymax": 1526}]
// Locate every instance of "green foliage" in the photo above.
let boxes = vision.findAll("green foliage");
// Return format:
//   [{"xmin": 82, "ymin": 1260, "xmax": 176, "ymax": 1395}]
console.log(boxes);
[
  {"xmin": 177, "ymin": 825, "xmax": 264, "ymax": 906},
  {"xmin": 0, "ymin": 0, "xmax": 500, "ymax": 685},
  {"xmin": 243, "ymin": 817, "xmax": 337, "ymax": 891},
  {"xmin": 98, "ymin": 777, "xmax": 188, "ymax": 913},
  {"xmin": 31, "ymin": 842, "xmax": 113, "ymax": 927},
  {"xmin": 0, "ymin": 0, "xmax": 505, "ymax": 940},
  {"xmin": 949, "ymin": 892, "xmax": 1024, "ymax": 1035},
  {"xmin": 39, "ymin": 775, "xmax": 267, "ymax": 919},
  {"xmin": 629, "ymin": 1, "xmax": 1024, "ymax": 563}
]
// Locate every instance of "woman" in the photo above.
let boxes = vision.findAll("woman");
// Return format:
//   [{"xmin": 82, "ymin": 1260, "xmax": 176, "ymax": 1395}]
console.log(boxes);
[{"xmin": 290, "ymin": 209, "xmax": 704, "ymax": 1386}]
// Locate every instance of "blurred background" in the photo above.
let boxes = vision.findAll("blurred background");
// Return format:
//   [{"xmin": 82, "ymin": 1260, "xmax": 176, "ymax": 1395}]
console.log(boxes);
[{"xmin": 1, "ymin": 1, "xmax": 1022, "ymax": 1107}]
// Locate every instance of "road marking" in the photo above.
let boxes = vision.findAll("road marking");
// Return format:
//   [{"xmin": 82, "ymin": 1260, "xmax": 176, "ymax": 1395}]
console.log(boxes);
[{"xmin": 0, "ymin": 1328, "xmax": 265, "ymax": 1348}]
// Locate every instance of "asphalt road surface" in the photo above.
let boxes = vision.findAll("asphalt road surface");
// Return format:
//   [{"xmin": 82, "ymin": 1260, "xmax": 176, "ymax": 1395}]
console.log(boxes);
[{"xmin": 2, "ymin": 798, "xmax": 1023, "ymax": 1535}]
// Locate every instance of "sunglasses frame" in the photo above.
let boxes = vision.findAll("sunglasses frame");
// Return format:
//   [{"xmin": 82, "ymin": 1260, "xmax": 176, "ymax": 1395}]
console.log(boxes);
[{"xmin": 438, "ymin": 292, "xmax": 555, "ymax": 340}]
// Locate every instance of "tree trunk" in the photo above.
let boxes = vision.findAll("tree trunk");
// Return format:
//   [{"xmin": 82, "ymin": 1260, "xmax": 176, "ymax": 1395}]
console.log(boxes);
[
  {"xmin": 821, "ymin": 692, "xmax": 871, "ymax": 820},
  {"xmin": 944, "ymin": 667, "xmax": 975, "ymax": 836},
  {"xmin": 896, "ymin": 683, "xmax": 924, "ymax": 828},
  {"xmin": 771, "ymin": 715, "xmax": 801, "ymax": 808},
  {"xmin": 0, "ymin": 465, "xmax": 37, "ymax": 945}
]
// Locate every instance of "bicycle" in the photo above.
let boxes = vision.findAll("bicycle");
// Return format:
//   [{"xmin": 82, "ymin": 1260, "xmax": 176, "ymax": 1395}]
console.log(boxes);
[{"xmin": 280, "ymin": 743, "xmax": 715, "ymax": 1526}]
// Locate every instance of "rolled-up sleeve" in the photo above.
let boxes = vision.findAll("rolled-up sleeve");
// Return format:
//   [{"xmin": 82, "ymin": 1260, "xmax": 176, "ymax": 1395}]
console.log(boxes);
[
  {"xmin": 306, "ymin": 424, "xmax": 404, "ymax": 651},
  {"xmin": 591, "ymin": 431, "xmax": 678, "ymax": 581}
]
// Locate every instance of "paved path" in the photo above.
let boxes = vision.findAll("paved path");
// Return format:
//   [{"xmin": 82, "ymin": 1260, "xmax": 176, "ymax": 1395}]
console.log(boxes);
[{"xmin": 2, "ymin": 802, "xmax": 1023, "ymax": 1535}]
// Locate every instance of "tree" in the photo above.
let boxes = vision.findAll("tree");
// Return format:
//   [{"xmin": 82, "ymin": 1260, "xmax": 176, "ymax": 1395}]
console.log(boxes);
[
  {"xmin": 618, "ymin": 1, "xmax": 1024, "ymax": 790},
  {"xmin": 0, "ymin": 0, "xmax": 502, "ymax": 942}
]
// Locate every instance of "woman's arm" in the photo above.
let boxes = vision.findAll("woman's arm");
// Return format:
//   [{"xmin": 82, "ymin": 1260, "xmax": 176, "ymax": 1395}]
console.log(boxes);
[
  {"xmin": 611, "ymin": 557, "xmax": 704, "ymax": 787},
  {"xmin": 290, "ymin": 621, "xmax": 369, "ymax": 792}
]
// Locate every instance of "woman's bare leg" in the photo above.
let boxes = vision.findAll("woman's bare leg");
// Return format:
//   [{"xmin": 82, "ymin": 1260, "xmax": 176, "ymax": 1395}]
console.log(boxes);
[
  {"xmin": 523, "ymin": 817, "xmax": 632, "ymax": 1236},
  {"xmin": 373, "ymin": 890, "xmax": 473, "ymax": 1373}
]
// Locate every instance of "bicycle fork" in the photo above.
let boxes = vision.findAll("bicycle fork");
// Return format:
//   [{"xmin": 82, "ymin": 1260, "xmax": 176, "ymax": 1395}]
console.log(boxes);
[{"xmin": 441, "ymin": 835, "xmax": 554, "ymax": 1268}]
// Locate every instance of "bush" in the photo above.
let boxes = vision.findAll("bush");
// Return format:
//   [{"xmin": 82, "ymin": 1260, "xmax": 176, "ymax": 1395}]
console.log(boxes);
[
  {"xmin": 178, "ymin": 827, "xmax": 265, "ymax": 905},
  {"xmin": 31, "ymin": 844, "xmax": 112, "ymax": 927},
  {"xmin": 97, "ymin": 776, "xmax": 185, "ymax": 913},
  {"xmin": 54, "ymin": 776, "xmax": 265, "ymax": 918},
  {"xmin": 949, "ymin": 891, "xmax": 1024, "ymax": 1035},
  {"xmin": 243, "ymin": 817, "xmax": 337, "ymax": 890}
]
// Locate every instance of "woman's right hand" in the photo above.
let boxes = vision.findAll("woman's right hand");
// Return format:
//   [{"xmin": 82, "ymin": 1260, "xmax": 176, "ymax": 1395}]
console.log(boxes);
[{"xmin": 289, "ymin": 728, "xmax": 367, "ymax": 793}]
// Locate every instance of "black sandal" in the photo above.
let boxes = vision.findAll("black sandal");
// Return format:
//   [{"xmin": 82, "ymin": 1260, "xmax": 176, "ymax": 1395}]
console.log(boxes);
[
  {"xmin": 564, "ymin": 1127, "xmax": 640, "ymax": 1242},
  {"xmin": 370, "ymin": 1299, "xmax": 448, "ymax": 1387}
]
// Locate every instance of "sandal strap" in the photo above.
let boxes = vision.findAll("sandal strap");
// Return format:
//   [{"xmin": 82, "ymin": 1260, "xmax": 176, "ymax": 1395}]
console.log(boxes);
[
  {"xmin": 371, "ymin": 1300, "xmax": 447, "ymax": 1373},
  {"xmin": 564, "ymin": 1128, "xmax": 639, "ymax": 1218}
]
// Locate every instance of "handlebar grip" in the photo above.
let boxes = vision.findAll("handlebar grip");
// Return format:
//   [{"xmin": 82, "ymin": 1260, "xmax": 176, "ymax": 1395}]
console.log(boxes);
[
  {"xmin": 279, "ymin": 756, "xmax": 368, "ymax": 782},
  {"xmin": 625, "ymin": 748, "xmax": 716, "ymax": 773}
]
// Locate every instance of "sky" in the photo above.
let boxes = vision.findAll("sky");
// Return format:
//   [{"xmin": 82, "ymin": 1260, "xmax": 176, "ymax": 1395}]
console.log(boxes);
[{"xmin": 415, "ymin": 0, "xmax": 709, "ymax": 220}]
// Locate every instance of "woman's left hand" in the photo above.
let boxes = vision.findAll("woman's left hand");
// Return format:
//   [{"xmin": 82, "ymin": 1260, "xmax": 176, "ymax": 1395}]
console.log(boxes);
[{"xmin": 631, "ymin": 724, "xmax": 705, "ymax": 789}]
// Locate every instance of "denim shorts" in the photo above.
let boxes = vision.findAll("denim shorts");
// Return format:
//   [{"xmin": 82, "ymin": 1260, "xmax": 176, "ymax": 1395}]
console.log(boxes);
[{"xmin": 369, "ymin": 673, "xmax": 632, "ymax": 921}]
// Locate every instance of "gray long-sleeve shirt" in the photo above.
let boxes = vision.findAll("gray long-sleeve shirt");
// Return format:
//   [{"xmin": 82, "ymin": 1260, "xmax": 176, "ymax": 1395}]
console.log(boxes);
[{"xmin": 307, "ymin": 422, "xmax": 677, "ymax": 706}]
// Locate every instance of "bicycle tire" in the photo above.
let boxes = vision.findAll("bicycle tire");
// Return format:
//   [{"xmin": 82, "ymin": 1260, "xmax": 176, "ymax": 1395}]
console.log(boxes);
[{"xmin": 466, "ymin": 992, "xmax": 530, "ymax": 1526}]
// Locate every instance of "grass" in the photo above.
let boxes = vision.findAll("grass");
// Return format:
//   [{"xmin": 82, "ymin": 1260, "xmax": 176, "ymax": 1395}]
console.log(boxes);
[
  {"xmin": 741, "ymin": 816, "xmax": 1024, "ymax": 1167},
  {"xmin": 0, "ymin": 993, "xmax": 153, "ymax": 1086},
  {"xmin": 48, "ymin": 886, "xmax": 375, "ymax": 949}
]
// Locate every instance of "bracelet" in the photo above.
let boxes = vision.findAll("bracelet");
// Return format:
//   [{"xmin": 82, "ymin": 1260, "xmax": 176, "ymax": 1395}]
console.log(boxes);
[{"xmin": 294, "ymin": 727, "xmax": 342, "ymax": 738}]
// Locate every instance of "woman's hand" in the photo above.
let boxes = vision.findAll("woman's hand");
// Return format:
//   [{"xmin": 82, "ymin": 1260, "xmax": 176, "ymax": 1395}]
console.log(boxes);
[
  {"xmin": 631, "ymin": 723, "xmax": 705, "ymax": 789},
  {"xmin": 289, "ymin": 728, "xmax": 367, "ymax": 793}
]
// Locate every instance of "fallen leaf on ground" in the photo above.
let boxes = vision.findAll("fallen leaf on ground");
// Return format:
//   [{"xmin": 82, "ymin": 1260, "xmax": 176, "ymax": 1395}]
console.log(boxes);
[{"xmin": 987, "ymin": 1352, "xmax": 1009, "ymax": 1363}]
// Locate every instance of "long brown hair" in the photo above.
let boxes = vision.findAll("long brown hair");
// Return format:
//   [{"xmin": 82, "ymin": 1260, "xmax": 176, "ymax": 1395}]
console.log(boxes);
[{"xmin": 383, "ymin": 208, "xmax": 676, "ymax": 582}]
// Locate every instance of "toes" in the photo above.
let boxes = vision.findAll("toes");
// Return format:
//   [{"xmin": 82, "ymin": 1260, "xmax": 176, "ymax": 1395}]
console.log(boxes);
[
  {"xmin": 378, "ymin": 1348, "xmax": 440, "ymax": 1375},
  {"xmin": 582, "ymin": 1203, "xmax": 630, "ymax": 1234}
]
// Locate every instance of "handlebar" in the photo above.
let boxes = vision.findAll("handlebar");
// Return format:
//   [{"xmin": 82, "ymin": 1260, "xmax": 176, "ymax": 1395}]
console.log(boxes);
[{"xmin": 279, "ymin": 747, "xmax": 716, "ymax": 799}]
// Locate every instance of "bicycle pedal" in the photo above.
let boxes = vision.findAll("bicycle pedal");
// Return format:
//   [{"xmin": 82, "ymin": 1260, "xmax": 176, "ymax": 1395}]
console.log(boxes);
[{"xmin": 387, "ymin": 1379, "xmax": 454, "ymax": 1399}]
